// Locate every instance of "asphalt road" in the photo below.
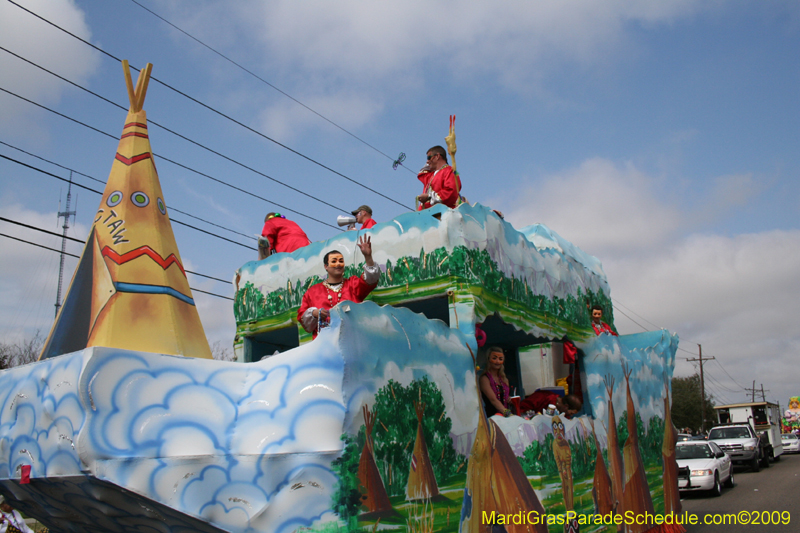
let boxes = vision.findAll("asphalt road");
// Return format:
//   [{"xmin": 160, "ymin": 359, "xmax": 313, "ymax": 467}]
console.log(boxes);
[{"xmin": 680, "ymin": 452, "xmax": 800, "ymax": 532}]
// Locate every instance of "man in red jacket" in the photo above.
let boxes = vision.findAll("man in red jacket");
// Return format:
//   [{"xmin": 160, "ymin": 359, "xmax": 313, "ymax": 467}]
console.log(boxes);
[
  {"xmin": 298, "ymin": 235, "xmax": 379, "ymax": 338},
  {"xmin": 259, "ymin": 212, "xmax": 311, "ymax": 259},
  {"xmin": 416, "ymin": 146, "xmax": 462, "ymax": 210},
  {"xmin": 591, "ymin": 305, "xmax": 619, "ymax": 336},
  {"xmin": 351, "ymin": 205, "xmax": 377, "ymax": 229}
]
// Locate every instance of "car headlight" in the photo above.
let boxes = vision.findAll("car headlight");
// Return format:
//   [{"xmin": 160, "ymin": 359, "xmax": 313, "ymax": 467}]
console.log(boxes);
[
  {"xmin": 691, "ymin": 469, "xmax": 713, "ymax": 476},
  {"xmin": 744, "ymin": 445, "xmax": 755, "ymax": 450}
]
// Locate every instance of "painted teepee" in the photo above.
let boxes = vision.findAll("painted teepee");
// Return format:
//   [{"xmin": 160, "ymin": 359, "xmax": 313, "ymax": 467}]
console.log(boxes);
[
  {"xmin": 620, "ymin": 365, "xmax": 656, "ymax": 533},
  {"xmin": 660, "ymin": 381, "xmax": 686, "ymax": 533},
  {"xmin": 604, "ymin": 375, "xmax": 625, "ymax": 526},
  {"xmin": 40, "ymin": 60, "xmax": 212, "ymax": 360},
  {"xmin": 358, "ymin": 405, "xmax": 392, "ymax": 514},
  {"xmin": 590, "ymin": 419, "xmax": 614, "ymax": 516},
  {"xmin": 406, "ymin": 400, "xmax": 439, "ymax": 500},
  {"xmin": 459, "ymin": 348, "xmax": 548, "ymax": 533}
]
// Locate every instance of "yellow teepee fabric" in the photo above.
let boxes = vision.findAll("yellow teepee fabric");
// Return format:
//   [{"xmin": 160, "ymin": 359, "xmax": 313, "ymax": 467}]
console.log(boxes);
[{"xmin": 40, "ymin": 61, "xmax": 211, "ymax": 359}]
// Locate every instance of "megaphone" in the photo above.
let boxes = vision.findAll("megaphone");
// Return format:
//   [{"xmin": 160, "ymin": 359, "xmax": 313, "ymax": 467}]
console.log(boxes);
[{"xmin": 337, "ymin": 215, "xmax": 357, "ymax": 227}]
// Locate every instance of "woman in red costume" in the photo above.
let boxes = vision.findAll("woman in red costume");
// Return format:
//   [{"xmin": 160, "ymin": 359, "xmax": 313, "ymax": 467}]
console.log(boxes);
[{"xmin": 298, "ymin": 235, "xmax": 379, "ymax": 337}]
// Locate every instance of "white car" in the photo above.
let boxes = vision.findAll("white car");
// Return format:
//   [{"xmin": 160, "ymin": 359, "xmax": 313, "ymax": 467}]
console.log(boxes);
[
  {"xmin": 676, "ymin": 441, "xmax": 733, "ymax": 496},
  {"xmin": 781, "ymin": 433, "xmax": 800, "ymax": 453}
]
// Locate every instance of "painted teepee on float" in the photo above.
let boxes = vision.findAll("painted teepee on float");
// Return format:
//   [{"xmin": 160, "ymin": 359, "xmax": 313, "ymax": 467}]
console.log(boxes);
[
  {"xmin": 358, "ymin": 405, "xmax": 392, "ymax": 514},
  {"xmin": 604, "ymin": 375, "xmax": 626, "ymax": 528},
  {"xmin": 659, "ymin": 381, "xmax": 686, "ymax": 533},
  {"xmin": 620, "ymin": 365, "xmax": 656, "ymax": 533},
  {"xmin": 40, "ymin": 60, "xmax": 212, "ymax": 360},
  {"xmin": 590, "ymin": 419, "xmax": 614, "ymax": 516},
  {"xmin": 406, "ymin": 400, "xmax": 439, "ymax": 500}
]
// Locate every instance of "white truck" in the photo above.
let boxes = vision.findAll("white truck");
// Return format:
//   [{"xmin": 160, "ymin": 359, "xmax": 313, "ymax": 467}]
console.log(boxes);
[{"xmin": 712, "ymin": 402, "xmax": 783, "ymax": 470}]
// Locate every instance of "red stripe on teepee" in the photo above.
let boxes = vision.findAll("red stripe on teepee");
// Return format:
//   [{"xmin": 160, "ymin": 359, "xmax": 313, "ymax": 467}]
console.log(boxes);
[
  {"xmin": 124, "ymin": 122, "xmax": 148, "ymax": 129},
  {"xmin": 411, "ymin": 454, "xmax": 417, "ymax": 471},
  {"xmin": 102, "ymin": 245, "xmax": 186, "ymax": 276},
  {"xmin": 121, "ymin": 132, "xmax": 149, "ymax": 139},
  {"xmin": 115, "ymin": 152, "xmax": 152, "ymax": 165}
]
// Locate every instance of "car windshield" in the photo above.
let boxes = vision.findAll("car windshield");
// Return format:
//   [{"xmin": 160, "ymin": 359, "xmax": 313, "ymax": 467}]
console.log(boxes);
[
  {"xmin": 676, "ymin": 445, "xmax": 713, "ymax": 459},
  {"xmin": 709, "ymin": 428, "xmax": 750, "ymax": 439},
  {"xmin": 782, "ymin": 434, "xmax": 797, "ymax": 440}
]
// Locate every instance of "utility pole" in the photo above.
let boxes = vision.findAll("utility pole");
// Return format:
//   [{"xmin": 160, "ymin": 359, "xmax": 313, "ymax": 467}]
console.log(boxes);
[
  {"xmin": 686, "ymin": 344, "xmax": 715, "ymax": 433},
  {"xmin": 55, "ymin": 172, "xmax": 76, "ymax": 318},
  {"xmin": 746, "ymin": 381, "xmax": 757, "ymax": 403},
  {"xmin": 759, "ymin": 384, "xmax": 769, "ymax": 402}
]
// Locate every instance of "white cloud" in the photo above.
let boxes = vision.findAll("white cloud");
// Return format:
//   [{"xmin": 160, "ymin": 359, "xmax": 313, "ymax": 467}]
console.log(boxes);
[
  {"xmin": 0, "ymin": 203, "xmax": 87, "ymax": 343},
  {"xmin": 257, "ymin": 92, "xmax": 385, "ymax": 143},
  {"xmin": 0, "ymin": 0, "xmax": 101, "ymax": 138},
  {"xmin": 499, "ymin": 158, "xmax": 800, "ymax": 406},
  {"xmin": 504, "ymin": 158, "xmax": 682, "ymax": 255},
  {"xmin": 156, "ymin": 0, "xmax": 711, "ymax": 136}
]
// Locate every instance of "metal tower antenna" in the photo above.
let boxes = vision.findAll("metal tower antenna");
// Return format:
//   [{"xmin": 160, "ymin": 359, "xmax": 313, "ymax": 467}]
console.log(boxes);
[{"xmin": 55, "ymin": 172, "xmax": 76, "ymax": 317}]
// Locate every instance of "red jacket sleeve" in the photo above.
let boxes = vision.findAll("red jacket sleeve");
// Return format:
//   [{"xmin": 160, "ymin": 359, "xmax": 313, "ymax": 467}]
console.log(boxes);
[
  {"xmin": 435, "ymin": 167, "xmax": 461, "ymax": 208},
  {"xmin": 361, "ymin": 218, "xmax": 377, "ymax": 229},
  {"xmin": 345, "ymin": 275, "xmax": 377, "ymax": 303}
]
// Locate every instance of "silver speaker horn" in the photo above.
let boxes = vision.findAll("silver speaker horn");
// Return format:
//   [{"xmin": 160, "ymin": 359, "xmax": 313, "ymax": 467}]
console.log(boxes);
[{"xmin": 337, "ymin": 215, "xmax": 357, "ymax": 227}]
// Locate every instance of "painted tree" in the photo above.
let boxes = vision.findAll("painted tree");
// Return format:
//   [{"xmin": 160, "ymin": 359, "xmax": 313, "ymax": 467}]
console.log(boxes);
[
  {"xmin": 331, "ymin": 427, "xmax": 367, "ymax": 525},
  {"xmin": 372, "ymin": 377, "xmax": 461, "ymax": 496}
]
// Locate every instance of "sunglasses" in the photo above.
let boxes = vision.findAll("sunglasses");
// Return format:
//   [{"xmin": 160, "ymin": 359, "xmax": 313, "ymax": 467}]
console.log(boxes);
[{"xmin": 427, "ymin": 154, "xmax": 437, "ymax": 161}]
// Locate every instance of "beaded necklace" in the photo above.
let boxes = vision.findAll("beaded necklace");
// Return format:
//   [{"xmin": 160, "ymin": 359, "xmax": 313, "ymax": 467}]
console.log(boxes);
[
  {"xmin": 322, "ymin": 280, "xmax": 343, "ymax": 304},
  {"xmin": 486, "ymin": 372, "xmax": 509, "ymax": 408}
]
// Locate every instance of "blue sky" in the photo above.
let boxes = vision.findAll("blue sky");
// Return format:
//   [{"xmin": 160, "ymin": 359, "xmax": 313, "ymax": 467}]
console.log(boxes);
[{"xmin": 1, "ymin": 0, "xmax": 798, "ymax": 407}]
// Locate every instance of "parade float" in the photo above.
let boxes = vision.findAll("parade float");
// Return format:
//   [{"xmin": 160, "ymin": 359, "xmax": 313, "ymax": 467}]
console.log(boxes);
[
  {"xmin": 782, "ymin": 397, "xmax": 800, "ymax": 433},
  {"xmin": 0, "ymin": 62, "xmax": 682, "ymax": 533}
]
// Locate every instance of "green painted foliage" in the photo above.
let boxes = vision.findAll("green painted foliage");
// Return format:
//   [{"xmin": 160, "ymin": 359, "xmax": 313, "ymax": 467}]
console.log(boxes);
[
  {"xmin": 330, "ymin": 426, "xmax": 366, "ymax": 522},
  {"xmin": 616, "ymin": 412, "xmax": 666, "ymax": 466},
  {"xmin": 235, "ymin": 246, "xmax": 615, "ymax": 331},
  {"xmin": 371, "ymin": 377, "xmax": 464, "ymax": 497}
]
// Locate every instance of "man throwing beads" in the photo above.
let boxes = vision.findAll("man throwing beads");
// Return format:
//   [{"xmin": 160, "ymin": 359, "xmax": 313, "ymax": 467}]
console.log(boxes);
[{"xmin": 298, "ymin": 235, "xmax": 379, "ymax": 337}]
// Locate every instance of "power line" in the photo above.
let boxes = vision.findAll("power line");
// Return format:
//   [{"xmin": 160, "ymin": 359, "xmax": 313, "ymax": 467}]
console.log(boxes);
[
  {"xmin": 703, "ymin": 381, "xmax": 732, "ymax": 405},
  {"xmin": 2, "ymin": 139, "xmax": 256, "ymax": 241},
  {"xmin": 610, "ymin": 304, "xmax": 649, "ymax": 332},
  {"xmin": 0, "ymin": 231, "xmax": 233, "ymax": 301},
  {"xmin": 0, "ymin": 216, "xmax": 230, "ymax": 284},
  {"xmin": 611, "ymin": 297, "xmax": 661, "ymax": 330},
  {"xmin": 712, "ymin": 359, "xmax": 749, "ymax": 391},
  {"xmin": 0, "ymin": 140, "xmax": 104, "ymax": 183},
  {"xmin": 611, "ymin": 296, "xmax": 745, "ymax": 395},
  {"xmin": 704, "ymin": 371, "xmax": 743, "ymax": 394},
  {"xmin": 0, "ymin": 50, "xmax": 353, "ymax": 218},
  {"xmin": 4, "ymin": 0, "xmax": 414, "ymax": 209},
  {"xmin": 0, "ymin": 232, "xmax": 77, "ymax": 257},
  {"xmin": 127, "ymin": 0, "xmax": 415, "ymax": 175},
  {"xmin": 0, "ymin": 88, "xmax": 338, "ymax": 229},
  {"xmin": 0, "ymin": 153, "xmax": 256, "ymax": 249}
]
